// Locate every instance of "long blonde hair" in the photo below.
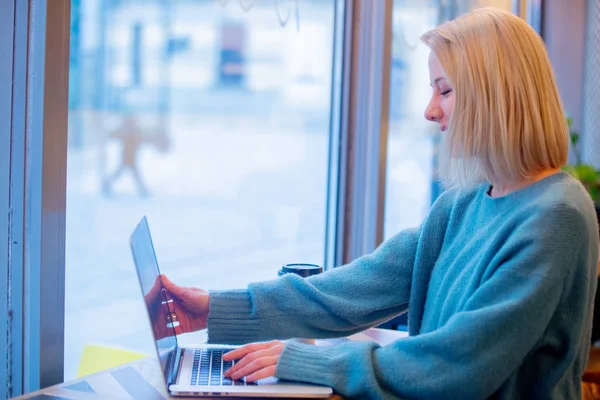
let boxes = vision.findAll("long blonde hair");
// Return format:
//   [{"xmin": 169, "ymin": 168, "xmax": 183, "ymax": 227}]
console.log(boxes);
[{"xmin": 421, "ymin": 8, "xmax": 568, "ymax": 189}]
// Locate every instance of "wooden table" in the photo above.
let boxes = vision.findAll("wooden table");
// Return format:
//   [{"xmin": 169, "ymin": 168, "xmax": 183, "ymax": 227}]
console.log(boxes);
[{"xmin": 12, "ymin": 329, "xmax": 407, "ymax": 400}]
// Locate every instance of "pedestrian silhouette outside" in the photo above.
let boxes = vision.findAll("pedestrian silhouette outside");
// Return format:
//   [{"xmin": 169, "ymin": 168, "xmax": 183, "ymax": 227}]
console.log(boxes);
[{"xmin": 103, "ymin": 114, "xmax": 170, "ymax": 197}]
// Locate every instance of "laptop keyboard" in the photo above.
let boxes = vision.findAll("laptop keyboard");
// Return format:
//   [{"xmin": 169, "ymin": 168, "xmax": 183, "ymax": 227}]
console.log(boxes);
[{"xmin": 190, "ymin": 348, "xmax": 258, "ymax": 386}]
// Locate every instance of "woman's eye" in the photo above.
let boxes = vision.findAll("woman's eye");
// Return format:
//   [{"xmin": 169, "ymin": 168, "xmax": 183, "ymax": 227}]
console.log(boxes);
[{"xmin": 440, "ymin": 89, "xmax": 453, "ymax": 97}]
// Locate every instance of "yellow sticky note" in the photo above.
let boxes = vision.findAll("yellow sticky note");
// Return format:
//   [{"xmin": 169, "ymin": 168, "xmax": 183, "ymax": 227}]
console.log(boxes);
[{"xmin": 77, "ymin": 344, "xmax": 147, "ymax": 378}]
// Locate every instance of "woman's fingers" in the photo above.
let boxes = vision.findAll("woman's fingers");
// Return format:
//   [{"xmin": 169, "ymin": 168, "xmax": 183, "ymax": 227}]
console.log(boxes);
[
  {"xmin": 223, "ymin": 341, "xmax": 279, "ymax": 362},
  {"xmin": 159, "ymin": 280, "xmax": 194, "ymax": 334},
  {"xmin": 160, "ymin": 274, "xmax": 187, "ymax": 298},
  {"xmin": 245, "ymin": 365, "xmax": 277, "ymax": 382},
  {"xmin": 229, "ymin": 356, "xmax": 280, "ymax": 381},
  {"xmin": 154, "ymin": 278, "xmax": 210, "ymax": 334},
  {"xmin": 167, "ymin": 301, "xmax": 194, "ymax": 334},
  {"xmin": 224, "ymin": 341, "xmax": 284, "ymax": 378}
]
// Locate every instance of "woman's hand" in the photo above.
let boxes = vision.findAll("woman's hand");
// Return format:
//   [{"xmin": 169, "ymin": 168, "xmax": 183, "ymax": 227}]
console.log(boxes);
[
  {"xmin": 223, "ymin": 341, "xmax": 285, "ymax": 382},
  {"xmin": 159, "ymin": 274, "xmax": 210, "ymax": 335}
]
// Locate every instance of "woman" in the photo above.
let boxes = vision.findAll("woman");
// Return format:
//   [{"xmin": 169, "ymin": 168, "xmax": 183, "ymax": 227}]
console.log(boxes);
[{"xmin": 157, "ymin": 8, "xmax": 598, "ymax": 399}]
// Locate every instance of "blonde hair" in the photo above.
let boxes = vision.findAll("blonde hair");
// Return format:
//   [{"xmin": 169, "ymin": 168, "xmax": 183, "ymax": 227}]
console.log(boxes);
[{"xmin": 421, "ymin": 7, "xmax": 569, "ymax": 189}]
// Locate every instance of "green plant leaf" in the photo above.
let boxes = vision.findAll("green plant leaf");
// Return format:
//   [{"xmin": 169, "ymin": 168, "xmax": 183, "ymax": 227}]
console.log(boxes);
[
  {"xmin": 589, "ymin": 187, "xmax": 599, "ymax": 202},
  {"xmin": 571, "ymin": 133, "xmax": 580, "ymax": 146},
  {"xmin": 575, "ymin": 164, "xmax": 598, "ymax": 183},
  {"xmin": 563, "ymin": 164, "xmax": 579, "ymax": 179},
  {"xmin": 564, "ymin": 117, "xmax": 600, "ymax": 200}
]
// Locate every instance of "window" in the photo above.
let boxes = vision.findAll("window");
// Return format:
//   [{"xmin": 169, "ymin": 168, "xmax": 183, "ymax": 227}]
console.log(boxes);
[{"xmin": 65, "ymin": 0, "xmax": 341, "ymax": 380}]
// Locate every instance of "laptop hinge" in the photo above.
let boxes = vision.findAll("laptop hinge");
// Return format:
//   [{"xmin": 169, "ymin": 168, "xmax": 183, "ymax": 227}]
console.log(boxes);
[{"xmin": 167, "ymin": 345, "xmax": 184, "ymax": 386}]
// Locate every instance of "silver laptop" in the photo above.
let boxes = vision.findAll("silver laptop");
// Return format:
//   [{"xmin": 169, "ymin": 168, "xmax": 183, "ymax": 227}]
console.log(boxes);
[{"xmin": 130, "ymin": 216, "xmax": 333, "ymax": 398}]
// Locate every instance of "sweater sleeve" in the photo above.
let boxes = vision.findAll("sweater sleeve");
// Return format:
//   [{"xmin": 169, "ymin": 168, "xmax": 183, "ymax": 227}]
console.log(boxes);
[
  {"xmin": 207, "ymin": 226, "xmax": 421, "ymax": 344},
  {"xmin": 274, "ymin": 206, "xmax": 591, "ymax": 399}
]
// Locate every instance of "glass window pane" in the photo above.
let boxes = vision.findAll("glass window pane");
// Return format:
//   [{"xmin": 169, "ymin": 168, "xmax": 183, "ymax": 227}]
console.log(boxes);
[
  {"xmin": 384, "ymin": 0, "xmax": 514, "ymax": 240},
  {"xmin": 65, "ymin": 0, "xmax": 339, "ymax": 380}
]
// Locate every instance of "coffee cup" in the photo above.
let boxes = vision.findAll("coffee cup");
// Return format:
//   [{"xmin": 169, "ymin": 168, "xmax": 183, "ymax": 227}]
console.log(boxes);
[
  {"xmin": 278, "ymin": 263, "xmax": 323, "ymax": 345},
  {"xmin": 278, "ymin": 263, "xmax": 323, "ymax": 278}
]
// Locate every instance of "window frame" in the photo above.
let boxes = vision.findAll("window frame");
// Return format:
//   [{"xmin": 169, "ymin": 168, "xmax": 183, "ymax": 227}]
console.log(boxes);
[
  {"xmin": 31, "ymin": 0, "xmax": 71, "ymax": 391},
  {"xmin": 0, "ymin": 2, "xmax": 17, "ymax": 397},
  {"xmin": 1, "ymin": 0, "xmax": 71, "ymax": 396},
  {"xmin": 337, "ymin": 0, "xmax": 393, "ymax": 264}
]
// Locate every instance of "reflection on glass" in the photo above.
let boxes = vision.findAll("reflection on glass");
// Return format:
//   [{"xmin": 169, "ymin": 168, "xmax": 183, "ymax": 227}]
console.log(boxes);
[
  {"xmin": 384, "ymin": 0, "xmax": 514, "ymax": 240},
  {"xmin": 131, "ymin": 217, "xmax": 178, "ymax": 383},
  {"xmin": 65, "ymin": 0, "xmax": 338, "ymax": 380}
]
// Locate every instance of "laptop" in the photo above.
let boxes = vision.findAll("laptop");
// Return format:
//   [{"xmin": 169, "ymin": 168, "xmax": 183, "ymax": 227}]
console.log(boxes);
[{"xmin": 130, "ymin": 216, "xmax": 333, "ymax": 398}]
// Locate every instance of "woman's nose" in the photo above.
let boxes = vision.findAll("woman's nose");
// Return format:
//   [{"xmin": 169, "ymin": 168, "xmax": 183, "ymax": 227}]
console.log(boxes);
[{"xmin": 424, "ymin": 100, "xmax": 442, "ymax": 122}]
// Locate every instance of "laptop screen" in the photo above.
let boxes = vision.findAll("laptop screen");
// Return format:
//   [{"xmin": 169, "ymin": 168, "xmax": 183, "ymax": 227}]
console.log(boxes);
[{"xmin": 130, "ymin": 216, "xmax": 178, "ymax": 382}]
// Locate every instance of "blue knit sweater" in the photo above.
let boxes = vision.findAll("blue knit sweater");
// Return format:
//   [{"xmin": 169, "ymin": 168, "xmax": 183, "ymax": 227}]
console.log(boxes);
[{"xmin": 208, "ymin": 172, "xmax": 599, "ymax": 399}]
